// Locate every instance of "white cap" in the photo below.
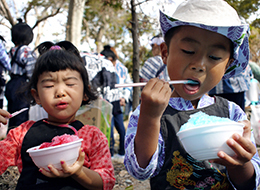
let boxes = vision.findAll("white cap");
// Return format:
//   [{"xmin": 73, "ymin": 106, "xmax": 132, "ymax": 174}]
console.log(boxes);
[{"xmin": 149, "ymin": 37, "xmax": 164, "ymax": 46}]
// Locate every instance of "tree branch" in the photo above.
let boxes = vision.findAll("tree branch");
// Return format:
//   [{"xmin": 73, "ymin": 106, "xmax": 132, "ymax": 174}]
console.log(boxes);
[
  {"xmin": 32, "ymin": 7, "xmax": 62, "ymax": 29},
  {"xmin": 0, "ymin": 0, "xmax": 15, "ymax": 26},
  {"xmin": 134, "ymin": 0, "xmax": 150, "ymax": 7}
]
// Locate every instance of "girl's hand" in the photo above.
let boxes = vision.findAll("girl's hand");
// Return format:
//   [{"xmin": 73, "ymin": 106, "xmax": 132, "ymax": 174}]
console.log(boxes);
[
  {"xmin": 210, "ymin": 120, "xmax": 256, "ymax": 168},
  {"xmin": 0, "ymin": 109, "xmax": 10, "ymax": 125},
  {"xmin": 40, "ymin": 148, "xmax": 85, "ymax": 178}
]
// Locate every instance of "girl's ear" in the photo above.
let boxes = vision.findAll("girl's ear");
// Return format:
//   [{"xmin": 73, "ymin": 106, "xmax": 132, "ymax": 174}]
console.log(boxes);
[
  {"xmin": 160, "ymin": 42, "xmax": 168, "ymax": 65},
  {"xmin": 83, "ymin": 94, "xmax": 89, "ymax": 101},
  {"xmin": 31, "ymin": 88, "xmax": 41, "ymax": 105},
  {"xmin": 225, "ymin": 58, "xmax": 234, "ymax": 70}
]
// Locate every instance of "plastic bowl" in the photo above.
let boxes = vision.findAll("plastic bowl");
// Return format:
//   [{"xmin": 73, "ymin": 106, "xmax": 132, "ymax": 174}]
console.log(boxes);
[
  {"xmin": 176, "ymin": 122, "xmax": 244, "ymax": 161},
  {"xmin": 27, "ymin": 139, "xmax": 83, "ymax": 170}
]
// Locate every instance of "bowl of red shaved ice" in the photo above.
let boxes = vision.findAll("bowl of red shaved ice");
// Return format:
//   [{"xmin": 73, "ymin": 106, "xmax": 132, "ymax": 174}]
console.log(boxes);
[
  {"xmin": 27, "ymin": 134, "xmax": 83, "ymax": 170},
  {"xmin": 176, "ymin": 112, "xmax": 244, "ymax": 161}
]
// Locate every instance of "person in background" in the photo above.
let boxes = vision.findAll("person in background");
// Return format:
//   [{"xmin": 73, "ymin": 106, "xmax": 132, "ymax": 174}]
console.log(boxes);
[
  {"xmin": 81, "ymin": 51, "xmax": 121, "ymax": 159},
  {"xmin": 249, "ymin": 59, "xmax": 260, "ymax": 83},
  {"xmin": 110, "ymin": 46, "xmax": 133, "ymax": 120},
  {"xmin": 124, "ymin": 0, "xmax": 260, "ymax": 189},
  {"xmin": 100, "ymin": 45, "xmax": 129, "ymax": 163},
  {"xmin": 208, "ymin": 65, "xmax": 252, "ymax": 111},
  {"xmin": 0, "ymin": 35, "xmax": 11, "ymax": 108},
  {"xmin": 0, "ymin": 41, "xmax": 115, "ymax": 189},
  {"xmin": 139, "ymin": 34, "xmax": 169, "ymax": 85},
  {"xmin": 5, "ymin": 18, "xmax": 36, "ymax": 130}
]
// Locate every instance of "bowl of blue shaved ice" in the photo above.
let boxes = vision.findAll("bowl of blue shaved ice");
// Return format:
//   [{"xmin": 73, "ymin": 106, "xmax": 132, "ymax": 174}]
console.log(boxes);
[{"xmin": 176, "ymin": 111, "xmax": 244, "ymax": 161}]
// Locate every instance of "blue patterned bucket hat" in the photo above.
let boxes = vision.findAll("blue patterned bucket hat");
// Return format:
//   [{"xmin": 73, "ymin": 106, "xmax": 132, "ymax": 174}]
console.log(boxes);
[{"xmin": 160, "ymin": 0, "xmax": 250, "ymax": 79}]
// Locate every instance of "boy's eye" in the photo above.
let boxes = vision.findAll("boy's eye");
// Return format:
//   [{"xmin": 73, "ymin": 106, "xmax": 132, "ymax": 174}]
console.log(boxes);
[
  {"xmin": 209, "ymin": 55, "xmax": 221, "ymax": 61},
  {"xmin": 182, "ymin": 49, "xmax": 194, "ymax": 54}
]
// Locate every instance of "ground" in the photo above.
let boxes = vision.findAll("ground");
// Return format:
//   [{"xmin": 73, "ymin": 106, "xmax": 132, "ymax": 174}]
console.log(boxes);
[{"xmin": 0, "ymin": 161, "xmax": 150, "ymax": 190}]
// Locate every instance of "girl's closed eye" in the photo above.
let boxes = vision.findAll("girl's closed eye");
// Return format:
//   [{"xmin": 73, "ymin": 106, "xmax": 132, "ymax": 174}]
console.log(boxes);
[
  {"xmin": 43, "ymin": 82, "xmax": 54, "ymax": 88},
  {"xmin": 66, "ymin": 83, "xmax": 75, "ymax": 87}
]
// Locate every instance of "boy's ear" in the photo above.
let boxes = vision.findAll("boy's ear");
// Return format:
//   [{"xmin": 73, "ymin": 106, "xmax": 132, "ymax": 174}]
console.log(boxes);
[
  {"xmin": 225, "ymin": 58, "xmax": 234, "ymax": 70},
  {"xmin": 160, "ymin": 42, "xmax": 168, "ymax": 65},
  {"xmin": 31, "ymin": 88, "xmax": 41, "ymax": 105}
]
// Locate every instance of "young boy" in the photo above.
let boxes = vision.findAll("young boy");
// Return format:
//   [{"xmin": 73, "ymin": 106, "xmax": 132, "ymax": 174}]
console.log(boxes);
[{"xmin": 124, "ymin": 0, "xmax": 260, "ymax": 189}]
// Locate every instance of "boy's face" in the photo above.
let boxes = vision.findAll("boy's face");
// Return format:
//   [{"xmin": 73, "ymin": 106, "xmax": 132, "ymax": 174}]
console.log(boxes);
[
  {"xmin": 161, "ymin": 26, "xmax": 232, "ymax": 106},
  {"xmin": 31, "ymin": 69, "xmax": 85, "ymax": 124}
]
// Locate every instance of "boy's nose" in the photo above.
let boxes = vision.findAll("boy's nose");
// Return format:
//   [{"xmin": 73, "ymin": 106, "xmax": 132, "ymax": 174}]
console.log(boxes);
[{"xmin": 190, "ymin": 59, "xmax": 206, "ymax": 72}]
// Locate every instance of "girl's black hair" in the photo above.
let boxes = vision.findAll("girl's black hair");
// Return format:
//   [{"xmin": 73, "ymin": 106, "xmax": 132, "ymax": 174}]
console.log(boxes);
[
  {"xmin": 11, "ymin": 18, "xmax": 33, "ymax": 46},
  {"xmin": 26, "ymin": 40, "xmax": 98, "ymax": 105},
  {"xmin": 100, "ymin": 45, "xmax": 117, "ymax": 61}
]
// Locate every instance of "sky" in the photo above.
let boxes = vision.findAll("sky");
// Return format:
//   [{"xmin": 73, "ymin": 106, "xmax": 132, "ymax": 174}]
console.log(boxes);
[{"xmin": 1, "ymin": 0, "xmax": 184, "ymax": 52}]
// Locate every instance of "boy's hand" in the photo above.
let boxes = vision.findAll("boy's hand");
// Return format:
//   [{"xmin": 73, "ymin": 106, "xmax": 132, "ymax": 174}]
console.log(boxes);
[
  {"xmin": 140, "ymin": 78, "xmax": 172, "ymax": 119},
  {"xmin": 135, "ymin": 78, "xmax": 172, "ymax": 168},
  {"xmin": 209, "ymin": 120, "xmax": 256, "ymax": 188},
  {"xmin": 210, "ymin": 120, "xmax": 256, "ymax": 169},
  {"xmin": 40, "ymin": 148, "xmax": 85, "ymax": 178}
]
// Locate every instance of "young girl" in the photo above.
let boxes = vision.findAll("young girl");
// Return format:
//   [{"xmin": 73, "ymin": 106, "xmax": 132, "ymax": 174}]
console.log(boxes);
[
  {"xmin": 124, "ymin": 0, "xmax": 260, "ymax": 189},
  {"xmin": 0, "ymin": 41, "xmax": 115, "ymax": 190}
]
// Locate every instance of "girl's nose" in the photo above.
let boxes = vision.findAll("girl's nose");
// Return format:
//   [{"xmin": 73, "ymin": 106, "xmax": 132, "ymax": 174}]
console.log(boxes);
[{"xmin": 55, "ymin": 91, "xmax": 66, "ymax": 98}]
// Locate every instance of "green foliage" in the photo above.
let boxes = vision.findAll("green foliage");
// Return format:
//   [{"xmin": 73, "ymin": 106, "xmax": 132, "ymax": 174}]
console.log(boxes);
[
  {"xmin": 251, "ymin": 18, "xmax": 260, "ymax": 28},
  {"xmin": 82, "ymin": 0, "xmax": 130, "ymax": 50},
  {"xmin": 226, "ymin": 0, "xmax": 260, "ymax": 19},
  {"xmin": 226, "ymin": 1, "xmax": 260, "ymax": 63},
  {"xmin": 82, "ymin": 0, "xmax": 158, "ymax": 76}
]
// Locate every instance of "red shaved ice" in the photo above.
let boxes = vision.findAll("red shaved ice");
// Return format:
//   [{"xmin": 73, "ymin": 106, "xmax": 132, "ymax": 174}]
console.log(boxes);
[{"xmin": 39, "ymin": 134, "xmax": 79, "ymax": 149}]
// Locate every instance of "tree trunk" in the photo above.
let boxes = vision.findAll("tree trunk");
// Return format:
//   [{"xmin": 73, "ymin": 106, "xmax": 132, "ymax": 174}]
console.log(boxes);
[
  {"xmin": 66, "ymin": 0, "xmax": 86, "ymax": 48},
  {"xmin": 130, "ymin": 0, "xmax": 140, "ymax": 111},
  {"xmin": 96, "ymin": 25, "xmax": 105, "ymax": 53}
]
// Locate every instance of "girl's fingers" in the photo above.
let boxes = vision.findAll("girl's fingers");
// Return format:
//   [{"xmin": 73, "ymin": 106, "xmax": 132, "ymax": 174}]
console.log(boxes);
[
  {"xmin": 0, "ymin": 109, "xmax": 10, "ymax": 118},
  {"xmin": 39, "ymin": 148, "xmax": 85, "ymax": 178}
]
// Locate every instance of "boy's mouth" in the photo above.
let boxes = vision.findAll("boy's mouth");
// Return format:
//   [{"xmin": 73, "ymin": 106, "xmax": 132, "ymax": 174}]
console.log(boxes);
[{"xmin": 184, "ymin": 79, "xmax": 200, "ymax": 94}]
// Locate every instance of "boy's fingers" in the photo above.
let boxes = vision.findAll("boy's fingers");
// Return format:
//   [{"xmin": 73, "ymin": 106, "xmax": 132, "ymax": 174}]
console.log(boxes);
[
  {"xmin": 238, "ymin": 120, "xmax": 251, "ymax": 139},
  {"xmin": 226, "ymin": 137, "xmax": 255, "ymax": 162}
]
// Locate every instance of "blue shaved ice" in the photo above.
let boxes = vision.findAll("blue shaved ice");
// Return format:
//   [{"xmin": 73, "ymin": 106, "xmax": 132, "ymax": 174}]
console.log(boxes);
[{"xmin": 180, "ymin": 111, "xmax": 235, "ymax": 131}]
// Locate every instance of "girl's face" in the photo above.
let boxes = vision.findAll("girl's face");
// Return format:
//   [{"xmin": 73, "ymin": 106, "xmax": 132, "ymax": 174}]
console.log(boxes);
[
  {"xmin": 161, "ymin": 26, "xmax": 233, "ymax": 107},
  {"xmin": 31, "ymin": 69, "xmax": 85, "ymax": 124}
]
